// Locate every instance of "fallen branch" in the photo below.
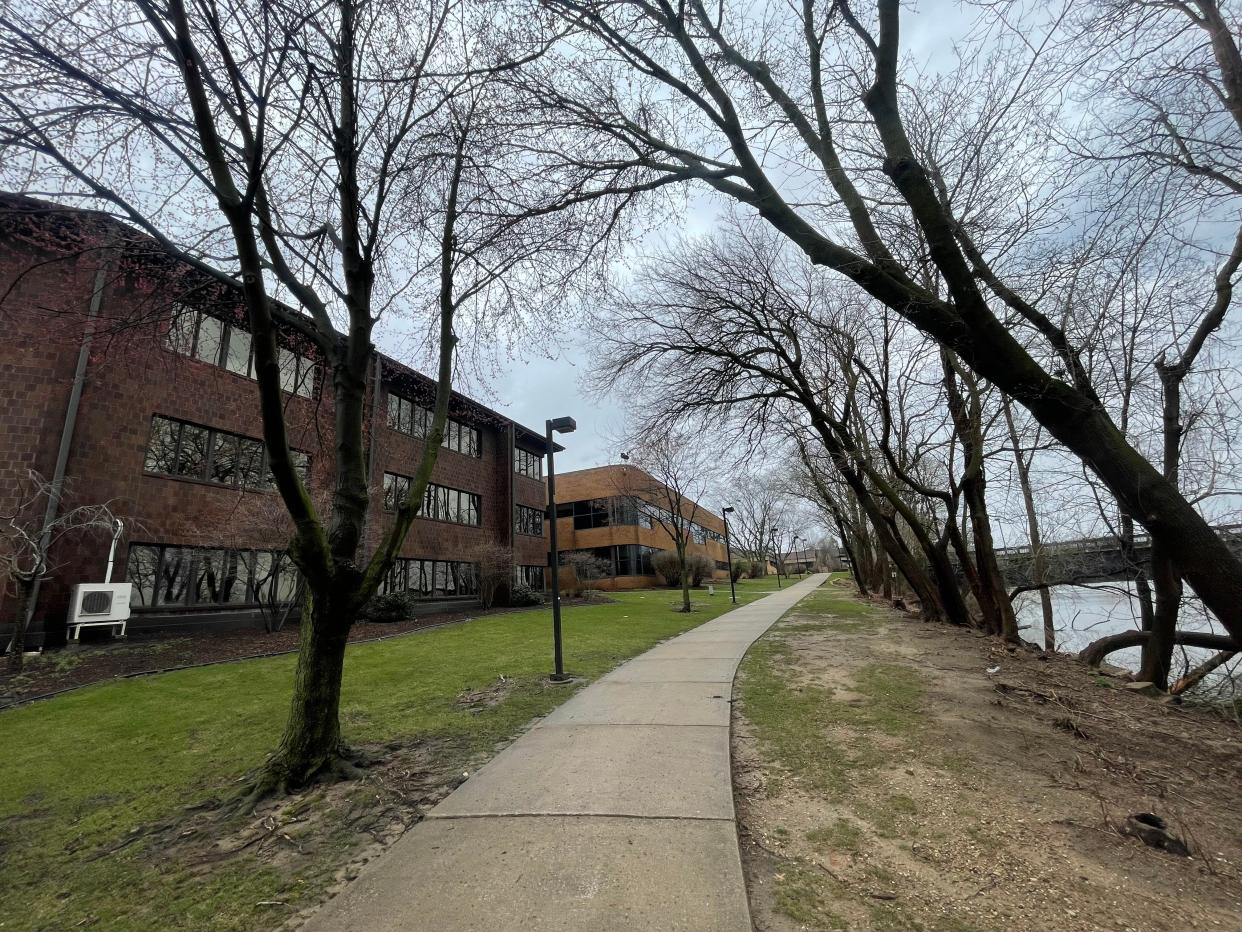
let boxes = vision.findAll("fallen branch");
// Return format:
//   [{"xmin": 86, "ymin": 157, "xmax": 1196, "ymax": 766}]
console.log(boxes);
[
  {"xmin": 1170, "ymin": 650, "xmax": 1239, "ymax": 696},
  {"xmin": 1079, "ymin": 630, "xmax": 1238, "ymax": 667}
]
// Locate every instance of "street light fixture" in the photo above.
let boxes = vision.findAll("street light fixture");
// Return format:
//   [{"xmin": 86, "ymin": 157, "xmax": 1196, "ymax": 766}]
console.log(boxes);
[
  {"xmin": 722, "ymin": 506, "xmax": 737, "ymax": 604},
  {"xmin": 545, "ymin": 416, "xmax": 576, "ymax": 683},
  {"xmin": 770, "ymin": 526, "xmax": 782, "ymax": 589}
]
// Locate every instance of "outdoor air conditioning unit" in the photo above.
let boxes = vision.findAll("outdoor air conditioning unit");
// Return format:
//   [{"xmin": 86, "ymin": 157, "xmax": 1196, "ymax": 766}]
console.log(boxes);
[
  {"xmin": 65, "ymin": 518, "xmax": 132, "ymax": 641},
  {"xmin": 66, "ymin": 582, "xmax": 133, "ymax": 640}
]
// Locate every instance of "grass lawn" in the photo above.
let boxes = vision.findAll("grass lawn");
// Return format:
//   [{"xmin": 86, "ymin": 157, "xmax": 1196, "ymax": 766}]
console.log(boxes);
[{"xmin": 0, "ymin": 577, "xmax": 785, "ymax": 932}]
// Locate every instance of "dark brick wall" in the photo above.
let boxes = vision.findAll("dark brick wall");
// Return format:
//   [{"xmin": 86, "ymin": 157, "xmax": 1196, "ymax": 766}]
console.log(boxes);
[{"xmin": 0, "ymin": 195, "xmax": 550, "ymax": 644}]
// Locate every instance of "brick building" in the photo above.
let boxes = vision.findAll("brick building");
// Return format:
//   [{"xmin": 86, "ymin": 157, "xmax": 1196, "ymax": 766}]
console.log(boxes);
[
  {"xmin": 0, "ymin": 193, "xmax": 551, "ymax": 647},
  {"xmin": 552, "ymin": 464, "xmax": 731, "ymax": 590}
]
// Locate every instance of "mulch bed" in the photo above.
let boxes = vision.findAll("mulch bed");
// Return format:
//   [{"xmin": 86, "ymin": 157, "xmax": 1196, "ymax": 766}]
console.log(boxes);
[{"xmin": 0, "ymin": 600, "xmax": 577, "ymax": 709}]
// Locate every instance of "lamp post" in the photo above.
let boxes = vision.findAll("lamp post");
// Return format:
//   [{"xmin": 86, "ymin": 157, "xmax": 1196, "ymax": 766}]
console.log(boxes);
[
  {"xmin": 545, "ymin": 416, "xmax": 576, "ymax": 683},
  {"xmin": 722, "ymin": 506, "xmax": 737, "ymax": 604},
  {"xmin": 770, "ymin": 526, "xmax": 782, "ymax": 588}
]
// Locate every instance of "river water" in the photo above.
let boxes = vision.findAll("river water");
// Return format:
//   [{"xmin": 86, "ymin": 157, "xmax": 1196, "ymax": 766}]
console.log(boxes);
[{"xmin": 1012, "ymin": 583, "xmax": 1224, "ymax": 675}]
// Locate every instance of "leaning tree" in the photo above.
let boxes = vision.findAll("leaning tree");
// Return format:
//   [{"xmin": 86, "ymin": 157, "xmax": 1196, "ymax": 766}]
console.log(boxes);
[
  {"xmin": 520, "ymin": 0, "xmax": 1242, "ymax": 645},
  {"xmin": 0, "ymin": 0, "xmax": 611, "ymax": 797}
]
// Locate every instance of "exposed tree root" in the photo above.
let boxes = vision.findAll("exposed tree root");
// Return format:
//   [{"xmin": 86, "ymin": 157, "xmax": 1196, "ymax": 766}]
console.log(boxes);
[
  {"xmin": 1080, "ymin": 630, "xmax": 1239, "ymax": 668},
  {"xmin": 226, "ymin": 743, "xmax": 378, "ymax": 816}
]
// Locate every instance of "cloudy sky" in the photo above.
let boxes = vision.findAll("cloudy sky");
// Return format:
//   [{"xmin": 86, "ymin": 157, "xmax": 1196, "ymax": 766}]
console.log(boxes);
[{"xmin": 371, "ymin": 0, "xmax": 971, "ymax": 477}]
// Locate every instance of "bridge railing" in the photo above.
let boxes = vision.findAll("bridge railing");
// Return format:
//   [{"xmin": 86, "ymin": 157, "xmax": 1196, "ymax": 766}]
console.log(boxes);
[{"xmin": 983, "ymin": 523, "xmax": 1242, "ymax": 560}]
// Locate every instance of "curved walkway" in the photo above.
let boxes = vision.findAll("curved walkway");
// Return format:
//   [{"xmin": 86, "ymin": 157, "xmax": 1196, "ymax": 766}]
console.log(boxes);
[{"xmin": 304, "ymin": 574, "xmax": 829, "ymax": 932}]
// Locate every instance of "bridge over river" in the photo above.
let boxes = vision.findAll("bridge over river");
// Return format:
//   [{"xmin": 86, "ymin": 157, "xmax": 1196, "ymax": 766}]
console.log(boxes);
[{"xmin": 974, "ymin": 524, "xmax": 1242, "ymax": 589}]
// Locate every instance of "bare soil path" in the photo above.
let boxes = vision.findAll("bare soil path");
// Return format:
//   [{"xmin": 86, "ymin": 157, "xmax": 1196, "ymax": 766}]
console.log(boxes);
[{"xmin": 733, "ymin": 577, "xmax": 1242, "ymax": 932}]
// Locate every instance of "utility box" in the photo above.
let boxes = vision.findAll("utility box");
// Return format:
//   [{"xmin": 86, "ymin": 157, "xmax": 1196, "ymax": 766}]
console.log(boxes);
[{"xmin": 66, "ymin": 582, "xmax": 133, "ymax": 641}]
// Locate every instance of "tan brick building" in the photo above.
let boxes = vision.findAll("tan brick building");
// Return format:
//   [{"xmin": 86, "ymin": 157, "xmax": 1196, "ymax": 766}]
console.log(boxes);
[{"xmin": 552, "ymin": 465, "xmax": 731, "ymax": 590}]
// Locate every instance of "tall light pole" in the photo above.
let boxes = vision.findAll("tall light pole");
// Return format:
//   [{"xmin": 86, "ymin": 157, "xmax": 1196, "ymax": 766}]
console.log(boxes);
[
  {"xmin": 770, "ymin": 526, "xmax": 782, "ymax": 588},
  {"xmin": 722, "ymin": 506, "xmax": 737, "ymax": 604},
  {"xmin": 545, "ymin": 416, "xmax": 576, "ymax": 683}
]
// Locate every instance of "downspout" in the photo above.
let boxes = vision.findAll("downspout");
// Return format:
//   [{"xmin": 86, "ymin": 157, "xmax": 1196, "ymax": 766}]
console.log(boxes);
[
  {"xmin": 23, "ymin": 251, "xmax": 113, "ymax": 641},
  {"xmin": 507, "ymin": 421, "xmax": 516, "ymax": 598},
  {"xmin": 360, "ymin": 350, "xmax": 383, "ymax": 551}
]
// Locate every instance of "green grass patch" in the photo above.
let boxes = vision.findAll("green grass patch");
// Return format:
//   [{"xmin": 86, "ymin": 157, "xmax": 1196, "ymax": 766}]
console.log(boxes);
[
  {"xmin": 807, "ymin": 818, "xmax": 865, "ymax": 855},
  {"xmin": 774, "ymin": 863, "xmax": 847, "ymax": 929},
  {"xmin": 0, "ymin": 579, "xmax": 782, "ymax": 932},
  {"xmin": 738, "ymin": 583, "xmax": 926, "ymax": 798}
]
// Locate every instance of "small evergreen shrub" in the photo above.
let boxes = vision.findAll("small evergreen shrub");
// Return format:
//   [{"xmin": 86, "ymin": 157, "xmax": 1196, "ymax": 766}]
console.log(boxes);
[
  {"xmin": 510, "ymin": 582, "xmax": 544, "ymax": 607},
  {"xmin": 358, "ymin": 590, "xmax": 419, "ymax": 624}
]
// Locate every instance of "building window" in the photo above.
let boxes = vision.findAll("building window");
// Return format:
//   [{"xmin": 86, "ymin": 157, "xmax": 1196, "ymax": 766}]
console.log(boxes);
[
  {"xmin": 515, "ymin": 565, "xmax": 545, "ymax": 589},
  {"xmin": 386, "ymin": 391, "xmax": 481, "ymax": 457},
  {"xmin": 380, "ymin": 558, "xmax": 479, "ymax": 597},
  {"xmin": 144, "ymin": 415, "xmax": 309, "ymax": 490},
  {"xmin": 126, "ymin": 543, "xmax": 298, "ymax": 608},
  {"xmin": 562, "ymin": 544, "xmax": 656, "ymax": 577},
  {"xmin": 515, "ymin": 503, "xmax": 545, "ymax": 537},
  {"xmin": 165, "ymin": 304, "xmax": 314, "ymax": 398},
  {"xmin": 383, "ymin": 472, "xmax": 412, "ymax": 510},
  {"xmin": 382, "ymin": 472, "xmax": 481, "ymax": 526},
  {"xmin": 616, "ymin": 544, "xmax": 657, "ymax": 576},
  {"xmin": 514, "ymin": 447, "xmax": 543, "ymax": 479}
]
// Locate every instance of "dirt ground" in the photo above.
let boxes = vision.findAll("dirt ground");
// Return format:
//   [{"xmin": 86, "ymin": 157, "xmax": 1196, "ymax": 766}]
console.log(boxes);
[{"xmin": 733, "ymin": 578, "xmax": 1242, "ymax": 932}]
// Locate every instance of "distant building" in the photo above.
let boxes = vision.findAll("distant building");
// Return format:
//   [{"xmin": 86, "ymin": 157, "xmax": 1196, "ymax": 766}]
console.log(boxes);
[
  {"xmin": 781, "ymin": 544, "xmax": 843, "ymax": 575},
  {"xmin": 552, "ymin": 465, "xmax": 731, "ymax": 590},
  {"xmin": 0, "ymin": 193, "xmax": 552, "ymax": 647}
]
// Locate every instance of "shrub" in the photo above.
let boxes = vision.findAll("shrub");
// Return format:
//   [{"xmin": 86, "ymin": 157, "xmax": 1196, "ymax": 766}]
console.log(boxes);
[
  {"xmin": 686, "ymin": 552, "xmax": 714, "ymax": 586},
  {"xmin": 468, "ymin": 542, "xmax": 513, "ymax": 609},
  {"xmin": 651, "ymin": 549, "xmax": 682, "ymax": 586},
  {"xmin": 510, "ymin": 582, "xmax": 543, "ymax": 607},
  {"xmin": 747, "ymin": 560, "xmax": 766, "ymax": 579},
  {"xmin": 730, "ymin": 562, "xmax": 746, "ymax": 583},
  {"xmin": 358, "ymin": 590, "xmax": 419, "ymax": 624}
]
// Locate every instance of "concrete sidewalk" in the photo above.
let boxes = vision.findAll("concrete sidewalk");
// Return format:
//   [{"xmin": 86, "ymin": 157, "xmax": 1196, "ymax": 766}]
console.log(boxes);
[{"xmin": 303, "ymin": 574, "xmax": 829, "ymax": 932}]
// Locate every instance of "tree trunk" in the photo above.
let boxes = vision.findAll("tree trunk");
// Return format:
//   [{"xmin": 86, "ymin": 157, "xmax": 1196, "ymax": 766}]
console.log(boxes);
[
  {"xmin": 678, "ymin": 547, "xmax": 692, "ymax": 612},
  {"xmin": 1116, "ymin": 509, "xmax": 1155, "ymax": 635},
  {"xmin": 1002, "ymin": 400, "xmax": 1055, "ymax": 649},
  {"xmin": 964, "ymin": 476, "xmax": 1019, "ymax": 641},
  {"xmin": 259, "ymin": 591, "xmax": 354, "ymax": 791},
  {"xmin": 1140, "ymin": 367, "xmax": 1186, "ymax": 689},
  {"xmin": 5, "ymin": 578, "xmax": 34, "ymax": 674}
]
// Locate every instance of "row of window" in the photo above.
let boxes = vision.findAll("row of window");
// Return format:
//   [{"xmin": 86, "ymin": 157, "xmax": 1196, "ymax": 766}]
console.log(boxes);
[
  {"xmin": 386, "ymin": 392, "xmax": 482, "ymax": 457},
  {"xmin": 561, "ymin": 544, "xmax": 659, "ymax": 577},
  {"xmin": 514, "ymin": 447, "xmax": 543, "ymax": 480},
  {"xmin": 166, "ymin": 305, "xmax": 315, "ymax": 398},
  {"xmin": 383, "ymin": 472, "xmax": 482, "ymax": 526},
  {"xmin": 555, "ymin": 496, "xmax": 723, "ymax": 543},
  {"xmin": 515, "ymin": 504, "xmax": 545, "ymax": 537},
  {"xmin": 127, "ymin": 544, "xmax": 300, "ymax": 608},
  {"xmin": 515, "ymin": 565, "xmax": 546, "ymax": 589},
  {"xmin": 145, "ymin": 415, "xmax": 310, "ymax": 490},
  {"xmin": 379, "ymin": 558, "xmax": 479, "ymax": 597}
]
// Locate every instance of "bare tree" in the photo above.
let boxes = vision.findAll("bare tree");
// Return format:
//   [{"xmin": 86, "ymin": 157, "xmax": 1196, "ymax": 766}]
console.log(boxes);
[
  {"xmin": 522, "ymin": 0, "xmax": 1242, "ymax": 644},
  {"xmin": 2, "ymin": 472, "xmax": 122, "ymax": 672},
  {"xmin": 725, "ymin": 469, "xmax": 788, "ymax": 569},
  {"xmin": 469, "ymin": 542, "xmax": 514, "ymax": 610},
  {"xmin": 0, "ymin": 0, "xmax": 609, "ymax": 797},
  {"xmin": 1001, "ymin": 399, "xmax": 1056, "ymax": 650},
  {"xmin": 616, "ymin": 430, "xmax": 716, "ymax": 612}
]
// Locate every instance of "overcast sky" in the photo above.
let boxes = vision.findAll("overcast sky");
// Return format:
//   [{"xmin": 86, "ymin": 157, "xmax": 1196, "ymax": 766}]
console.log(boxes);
[{"xmin": 371, "ymin": 0, "xmax": 971, "ymax": 478}]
